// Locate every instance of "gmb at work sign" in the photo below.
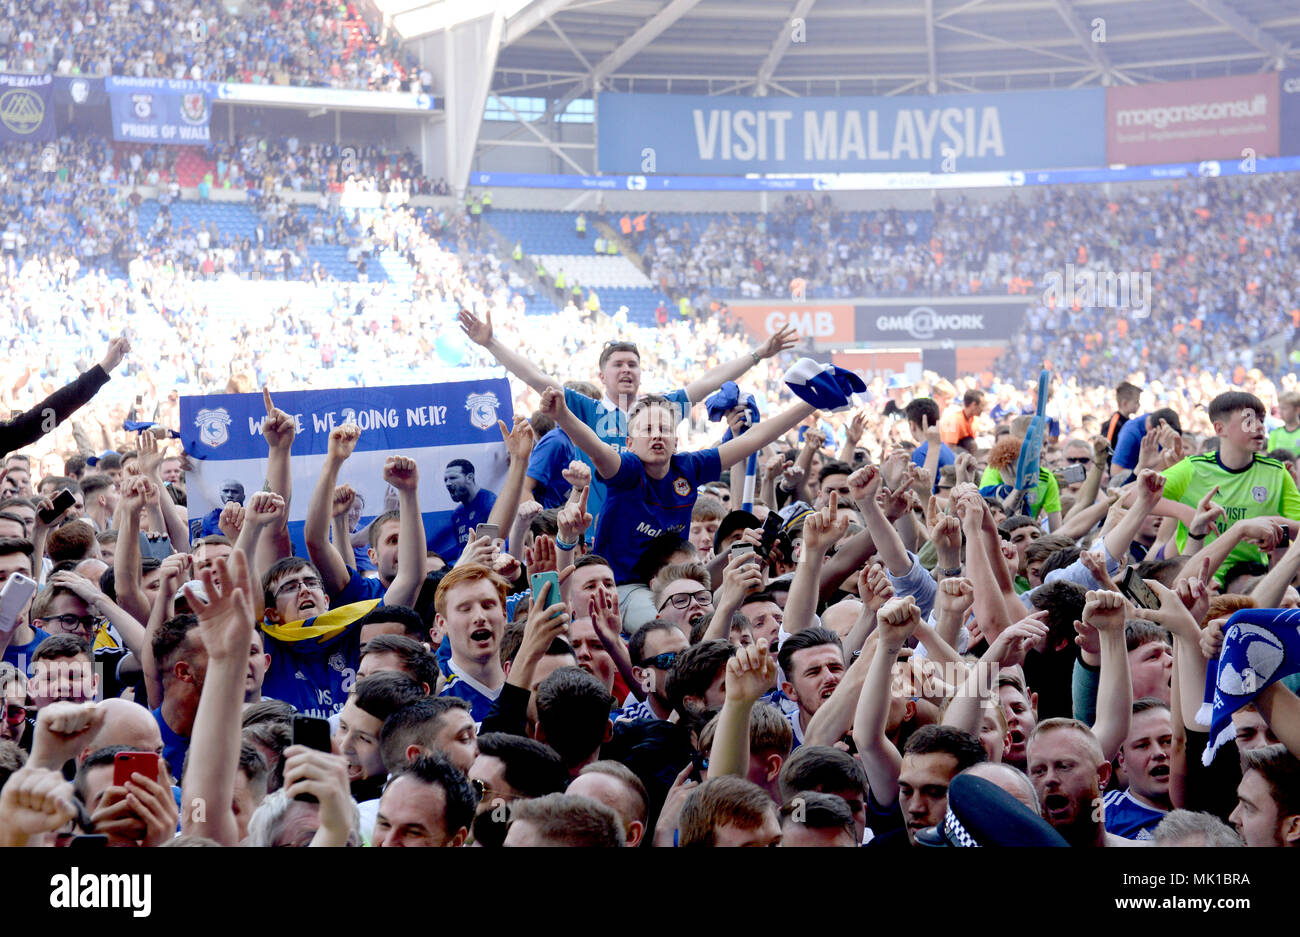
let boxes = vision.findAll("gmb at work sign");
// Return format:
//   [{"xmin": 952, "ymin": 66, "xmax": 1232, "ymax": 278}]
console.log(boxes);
[{"xmin": 179, "ymin": 380, "xmax": 513, "ymax": 560}]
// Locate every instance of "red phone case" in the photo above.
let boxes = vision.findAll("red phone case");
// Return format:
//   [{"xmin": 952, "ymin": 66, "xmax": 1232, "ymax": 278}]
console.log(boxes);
[{"xmin": 113, "ymin": 752, "xmax": 159, "ymax": 787}]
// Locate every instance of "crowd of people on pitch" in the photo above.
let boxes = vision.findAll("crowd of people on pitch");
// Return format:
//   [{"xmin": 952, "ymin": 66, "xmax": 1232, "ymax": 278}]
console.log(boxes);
[
  {"xmin": 2, "ymin": 312, "xmax": 1300, "ymax": 848},
  {"xmin": 0, "ymin": 0, "xmax": 425, "ymax": 91}
]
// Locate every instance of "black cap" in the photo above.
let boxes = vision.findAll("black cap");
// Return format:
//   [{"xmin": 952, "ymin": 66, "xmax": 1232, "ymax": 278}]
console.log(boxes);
[
  {"xmin": 913, "ymin": 774, "xmax": 1069, "ymax": 847},
  {"xmin": 713, "ymin": 509, "xmax": 760, "ymax": 554}
]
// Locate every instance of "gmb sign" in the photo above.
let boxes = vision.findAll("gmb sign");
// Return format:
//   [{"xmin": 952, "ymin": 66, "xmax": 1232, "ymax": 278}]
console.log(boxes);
[{"xmin": 853, "ymin": 298, "xmax": 1029, "ymax": 343}]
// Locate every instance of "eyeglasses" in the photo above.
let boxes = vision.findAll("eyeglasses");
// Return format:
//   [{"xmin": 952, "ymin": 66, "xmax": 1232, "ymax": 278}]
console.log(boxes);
[
  {"xmin": 641, "ymin": 652, "xmax": 678, "ymax": 671},
  {"xmin": 658, "ymin": 590, "xmax": 713, "ymax": 611},
  {"xmin": 39, "ymin": 613, "xmax": 100, "ymax": 634},
  {"xmin": 273, "ymin": 576, "xmax": 323, "ymax": 599}
]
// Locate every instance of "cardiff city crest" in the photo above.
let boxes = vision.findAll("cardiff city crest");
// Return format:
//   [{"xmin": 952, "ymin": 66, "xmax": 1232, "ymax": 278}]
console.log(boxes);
[
  {"xmin": 195, "ymin": 407, "xmax": 232, "ymax": 448},
  {"xmin": 465, "ymin": 392, "xmax": 500, "ymax": 431}
]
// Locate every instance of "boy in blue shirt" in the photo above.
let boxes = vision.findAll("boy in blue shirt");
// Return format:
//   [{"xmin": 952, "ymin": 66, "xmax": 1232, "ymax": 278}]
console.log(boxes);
[
  {"xmin": 540, "ymin": 387, "xmax": 820, "ymax": 584},
  {"xmin": 458, "ymin": 307, "xmax": 797, "ymax": 525}
]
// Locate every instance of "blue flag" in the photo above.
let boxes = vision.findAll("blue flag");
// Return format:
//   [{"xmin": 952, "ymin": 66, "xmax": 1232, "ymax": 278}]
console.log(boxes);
[{"xmin": 1198, "ymin": 608, "xmax": 1300, "ymax": 766}]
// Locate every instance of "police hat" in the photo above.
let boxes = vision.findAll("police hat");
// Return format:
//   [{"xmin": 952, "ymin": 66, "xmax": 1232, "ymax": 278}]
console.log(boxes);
[{"xmin": 913, "ymin": 774, "xmax": 1069, "ymax": 847}]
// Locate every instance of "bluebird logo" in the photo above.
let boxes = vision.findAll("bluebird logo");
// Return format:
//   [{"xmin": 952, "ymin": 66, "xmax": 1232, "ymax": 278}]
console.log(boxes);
[
  {"xmin": 465, "ymin": 392, "xmax": 500, "ymax": 431},
  {"xmin": 194, "ymin": 407, "xmax": 232, "ymax": 448}
]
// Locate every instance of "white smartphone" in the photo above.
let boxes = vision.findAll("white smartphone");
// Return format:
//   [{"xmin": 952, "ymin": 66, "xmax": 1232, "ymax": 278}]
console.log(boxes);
[{"xmin": 0, "ymin": 573, "xmax": 37, "ymax": 636}]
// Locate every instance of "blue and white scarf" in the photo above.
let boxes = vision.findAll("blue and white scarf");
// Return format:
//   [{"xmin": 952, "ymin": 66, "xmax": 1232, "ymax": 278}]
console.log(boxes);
[{"xmin": 1198, "ymin": 608, "xmax": 1300, "ymax": 766}]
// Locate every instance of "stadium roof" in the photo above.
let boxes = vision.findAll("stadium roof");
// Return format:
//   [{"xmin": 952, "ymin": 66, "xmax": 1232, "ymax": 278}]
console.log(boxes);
[{"xmin": 465, "ymin": 0, "xmax": 1300, "ymax": 99}]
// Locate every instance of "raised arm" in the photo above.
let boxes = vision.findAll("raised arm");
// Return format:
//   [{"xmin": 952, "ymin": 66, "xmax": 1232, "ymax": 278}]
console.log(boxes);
[
  {"xmin": 717, "ymin": 401, "xmax": 817, "ymax": 470},
  {"xmin": 304, "ymin": 423, "xmax": 360, "ymax": 600},
  {"xmin": 0, "ymin": 338, "xmax": 127, "ymax": 458},
  {"xmin": 380, "ymin": 456, "xmax": 426, "ymax": 609},
  {"xmin": 539, "ymin": 388, "xmax": 621, "ymax": 480},
  {"xmin": 485, "ymin": 417, "xmax": 536, "ymax": 535},
  {"xmin": 683, "ymin": 327, "xmax": 797, "ymax": 404},
  {"xmin": 708, "ymin": 639, "xmax": 778, "ymax": 780},
  {"xmin": 1256, "ymin": 682, "xmax": 1300, "ymax": 761},
  {"xmin": 783, "ymin": 494, "xmax": 848, "ymax": 634},
  {"xmin": 1084, "ymin": 589, "xmax": 1133, "ymax": 762},
  {"xmin": 136, "ymin": 429, "xmax": 190, "ymax": 550},
  {"xmin": 459, "ymin": 307, "xmax": 558, "ymax": 396},
  {"xmin": 1144, "ymin": 576, "xmax": 1211, "ymax": 732},
  {"xmin": 331, "ymin": 486, "xmax": 359, "ymax": 571},
  {"xmin": 587, "ymin": 585, "xmax": 641, "ymax": 700},
  {"xmin": 838, "ymin": 411, "xmax": 867, "ymax": 464},
  {"xmin": 1101, "ymin": 469, "xmax": 1166, "ymax": 562},
  {"xmin": 953, "ymin": 488, "xmax": 1017, "ymax": 643},
  {"xmin": 703, "ymin": 551, "xmax": 763, "ymax": 643},
  {"xmin": 180, "ymin": 550, "xmax": 256, "ymax": 847},
  {"xmin": 239, "ymin": 492, "xmax": 287, "ymax": 621},
  {"xmin": 848, "ymin": 465, "xmax": 911, "ymax": 576},
  {"xmin": 112, "ymin": 476, "xmax": 151, "ymax": 626},
  {"xmin": 141, "ymin": 552, "xmax": 192, "ymax": 710},
  {"xmin": 1250, "ymin": 522, "xmax": 1300, "ymax": 608},
  {"xmin": 944, "ymin": 614, "xmax": 1049, "ymax": 738},
  {"xmin": 851, "ymin": 595, "xmax": 918, "ymax": 806},
  {"xmin": 260, "ymin": 388, "xmax": 297, "ymax": 563}
]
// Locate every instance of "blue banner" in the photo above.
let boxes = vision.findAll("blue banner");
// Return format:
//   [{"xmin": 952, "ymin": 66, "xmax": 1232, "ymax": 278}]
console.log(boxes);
[
  {"xmin": 0, "ymin": 73, "xmax": 54, "ymax": 143},
  {"xmin": 107, "ymin": 76, "xmax": 210, "ymax": 145},
  {"xmin": 179, "ymin": 380, "xmax": 513, "ymax": 562},
  {"xmin": 1282, "ymin": 70, "xmax": 1300, "ymax": 157},
  {"xmin": 596, "ymin": 89, "xmax": 1106, "ymax": 174}
]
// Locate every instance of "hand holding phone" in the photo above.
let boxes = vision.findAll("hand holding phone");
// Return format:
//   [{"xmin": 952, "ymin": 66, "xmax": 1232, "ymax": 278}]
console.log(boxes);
[
  {"xmin": 113, "ymin": 751, "xmax": 160, "ymax": 788},
  {"xmin": 1118, "ymin": 567, "xmax": 1159, "ymax": 611},
  {"xmin": 291, "ymin": 716, "xmax": 333, "ymax": 803},
  {"xmin": 0, "ymin": 572, "xmax": 37, "ymax": 637},
  {"xmin": 39, "ymin": 488, "xmax": 75, "ymax": 525},
  {"xmin": 529, "ymin": 570, "xmax": 561, "ymax": 608}
]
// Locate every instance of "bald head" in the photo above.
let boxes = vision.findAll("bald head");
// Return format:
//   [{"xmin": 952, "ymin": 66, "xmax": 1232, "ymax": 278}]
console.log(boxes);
[
  {"xmin": 84, "ymin": 699, "xmax": 163, "ymax": 762},
  {"xmin": 961, "ymin": 762, "xmax": 1039, "ymax": 812}
]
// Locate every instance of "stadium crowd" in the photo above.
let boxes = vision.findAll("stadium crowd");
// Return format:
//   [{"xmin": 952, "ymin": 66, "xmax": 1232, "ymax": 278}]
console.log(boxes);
[
  {"xmin": 636, "ymin": 176, "xmax": 1300, "ymax": 389},
  {"xmin": 0, "ymin": 0, "xmax": 426, "ymax": 91},
  {"xmin": 2, "ymin": 272, "xmax": 1300, "ymax": 848}
]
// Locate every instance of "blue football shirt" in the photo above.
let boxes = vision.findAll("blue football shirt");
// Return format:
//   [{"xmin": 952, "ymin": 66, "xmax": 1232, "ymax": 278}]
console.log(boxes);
[
  {"xmin": 564, "ymin": 386, "xmax": 692, "ymax": 524},
  {"xmin": 594, "ymin": 449, "xmax": 722, "ymax": 583}
]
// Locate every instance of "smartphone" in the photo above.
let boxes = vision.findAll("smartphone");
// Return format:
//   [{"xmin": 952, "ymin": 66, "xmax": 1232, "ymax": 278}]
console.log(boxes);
[
  {"xmin": 757, "ymin": 512, "xmax": 783, "ymax": 557},
  {"xmin": 1059, "ymin": 463, "xmax": 1087, "ymax": 484},
  {"xmin": 474, "ymin": 523, "xmax": 499, "ymax": 542},
  {"xmin": 66, "ymin": 835, "xmax": 109, "ymax": 849},
  {"xmin": 113, "ymin": 751, "xmax": 160, "ymax": 788},
  {"xmin": 530, "ymin": 570, "xmax": 561, "ymax": 609},
  {"xmin": 39, "ymin": 488, "xmax": 76, "ymax": 525},
  {"xmin": 1119, "ymin": 567, "xmax": 1160, "ymax": 611},
  {"xmin": 1282, "ymin": 526, "xmax": 1293, "ymax": 549},
  {"xmin": 290, "ymin": 716, "xmax": 332, "ymax": 804},
  {"xmin": 730, "ymin": 541, "xmax": 755, "ymax": 559},
  {"xmin": 291, "ymin": 715, "xmax": 332, "ymax": 753},
  {"xmin": 0, "ymin": 572, "xmax": 37, "ymax": 637}
]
